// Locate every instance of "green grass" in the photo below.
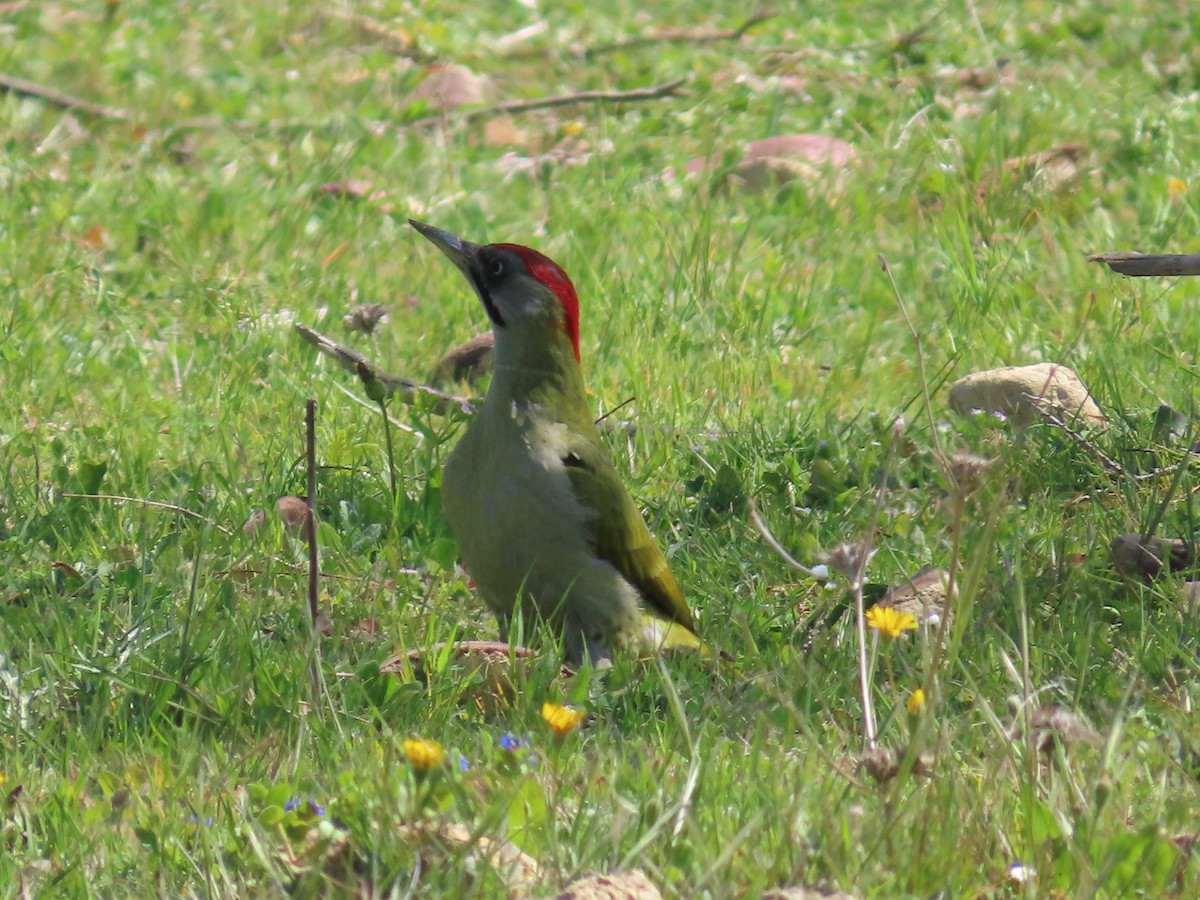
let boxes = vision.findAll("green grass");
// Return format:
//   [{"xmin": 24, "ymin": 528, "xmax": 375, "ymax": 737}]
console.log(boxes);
[{"xmin": 3, "ymin": 0, "xmax": 1199, "ymax": 895}]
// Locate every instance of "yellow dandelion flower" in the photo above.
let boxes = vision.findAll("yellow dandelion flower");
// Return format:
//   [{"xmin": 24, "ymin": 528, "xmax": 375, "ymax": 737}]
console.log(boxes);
[
  {"xmin": 1167, "ymin": 177, "xmax": 1187, "ymax": 199},
  {"xmin": 906, "ymin": 688, "xmax": 926, "ymax": 713},
  {"xmin": 402, "ymin": 737, "xmax": 445, "ymax": 771},
  {"xmin": 865, "ymin": 605, "xmax": 918, "ymax": 639},
  {"xmin": 541, "ymin": 702, "xmax": 586, "ymax": 736}
]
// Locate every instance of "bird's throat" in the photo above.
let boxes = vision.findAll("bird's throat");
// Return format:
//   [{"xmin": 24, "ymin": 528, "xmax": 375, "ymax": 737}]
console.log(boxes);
[{"xmin": 487, "ymin": 328, "xmax": 593, "ymax": 422}]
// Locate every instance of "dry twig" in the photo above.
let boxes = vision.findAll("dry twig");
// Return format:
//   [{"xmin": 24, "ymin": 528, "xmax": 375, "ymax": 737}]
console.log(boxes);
[
  {"xmin": 582, "ymin": 11, "xmax": 776, "ymax": 59},
  {"xmin": 295, "ymin": 323, "xmax": 475, "ymax": 416},
  {"xmin": 171, "ymin": 78, "xmax": 687, "ymax": 134},
  {"xmin": 59, "ymin": 492, "xmax": 231, "ymax": 534},
  {"xmin": 317, "ymin": 7, "xmax": 434, "ymax": 62},
  {"xmin": 0, "ymin": 72, "xmax": 128, "ymax": 120}
]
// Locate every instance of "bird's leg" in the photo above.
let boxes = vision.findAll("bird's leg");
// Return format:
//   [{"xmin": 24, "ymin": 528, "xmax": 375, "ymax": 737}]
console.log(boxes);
[
  {"xmin": 495, "ymin": 612, "xmax": 512, "ymax": 644},
  {"xmin": 564, "ymin": 615, "xmax": 613, "ymax": 669}
]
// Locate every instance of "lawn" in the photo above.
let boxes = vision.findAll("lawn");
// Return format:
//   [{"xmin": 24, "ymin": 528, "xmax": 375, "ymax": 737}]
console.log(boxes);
[{"xmin": 2, "ymin": 0, "xmax": 1199, "ymax": 896}]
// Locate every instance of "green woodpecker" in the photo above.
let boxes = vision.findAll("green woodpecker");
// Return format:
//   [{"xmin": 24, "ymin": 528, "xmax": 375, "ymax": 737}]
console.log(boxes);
[{"xmin": 410, "ymin": 220, "xmax": 705, "ymax": 665}]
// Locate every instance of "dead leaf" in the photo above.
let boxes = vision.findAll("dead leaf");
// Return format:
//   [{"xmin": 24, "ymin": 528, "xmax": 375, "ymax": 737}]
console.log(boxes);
[
  {"xmin": 981, "ymin": 143, "xmax": 1089, "ymax": 196},
  {"xmin": 483, "ymin": 116, "xmax": 527, "ymax": 148},
  {"xmin": 684, "ymin": 134, "xmax": 855, "ymax": 194},
  {"xmin": 317, "ymin": 180, "xmax": 372, "ymax": 200},
  {"xmin": 78, "ymin": 225, "xmax": 110, "ymax": 249},
  {"xmin": 243, "ymin": 508, "xmax": 266, "ymax": 536},
  {"xmin": 52, "ymin": 561, "xmax": 84, "ymax": 580},
  {"xmin": 350, "ymin": 617, "xmax": 380, "ymax": 638},
  {"xmin": 1009, "ymin": 704, "xmax": 1104, "ymax": 753},
  {"xmin": 743, "ymin": 134, "xmax": 855, "ymax": 168},
  {"xmin": 854, "ymin": 745, "xmax": 936, "ymax": 783}
]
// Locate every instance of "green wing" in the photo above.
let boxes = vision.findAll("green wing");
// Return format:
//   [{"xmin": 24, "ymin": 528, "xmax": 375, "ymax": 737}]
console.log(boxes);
[{"xmin": 560, "ymin": 437, "xmax": 696, "ymax": 632}]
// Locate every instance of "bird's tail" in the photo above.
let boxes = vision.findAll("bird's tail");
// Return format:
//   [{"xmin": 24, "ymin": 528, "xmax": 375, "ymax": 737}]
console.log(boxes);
[{"xmin": 639, "ymin": 614, "xmax": 716, "ymax": 657}]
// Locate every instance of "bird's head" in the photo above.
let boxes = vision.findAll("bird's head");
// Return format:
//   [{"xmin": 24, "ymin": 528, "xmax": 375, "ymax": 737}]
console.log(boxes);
[{"xmin": 410, "ymin": 220, "xmax": 581, "ymax": 362}]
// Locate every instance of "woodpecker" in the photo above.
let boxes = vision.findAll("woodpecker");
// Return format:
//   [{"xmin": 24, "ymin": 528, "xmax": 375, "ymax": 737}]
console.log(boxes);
[{"xmin": 411, "ymin": 220, "xmax": 705, "ymax": 665}]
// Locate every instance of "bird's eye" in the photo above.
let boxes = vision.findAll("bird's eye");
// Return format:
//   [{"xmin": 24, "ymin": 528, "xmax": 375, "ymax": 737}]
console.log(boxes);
[{"xmin": 488, "ymin": 259, "xmax": 505, "ymax": 278}]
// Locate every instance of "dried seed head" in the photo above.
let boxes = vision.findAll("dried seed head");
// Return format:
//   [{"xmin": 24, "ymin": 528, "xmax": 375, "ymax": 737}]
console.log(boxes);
[
  {"xmin": 946, "ymin": 451, "xmax": 994, "ymax": 497},
  {"xmin": 343, "ymin": 302, "xmax": 390, "ymax": 335},
  {"xmin": 823, "ymin": 540, "xmax": 876, "ymax": 584}
]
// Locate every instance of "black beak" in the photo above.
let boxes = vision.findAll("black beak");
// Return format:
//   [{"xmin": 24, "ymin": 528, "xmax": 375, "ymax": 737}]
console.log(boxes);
[
  {"xmin": 409, "ymin": 220, "xmax": 483, "ymax": 279},
  {"xmin": 410, "ymin": 219, "xmax": 507, "ymax": 327}
]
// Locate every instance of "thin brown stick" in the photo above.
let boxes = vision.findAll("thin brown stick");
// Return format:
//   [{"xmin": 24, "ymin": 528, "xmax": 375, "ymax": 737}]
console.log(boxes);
[
  {"xmin": 295, "ymin": 323, "xmax": 475, "ymax": 416},
  {"xmin": 442, "ymin": 78, "xmax": 689, "ymax": 126},
  {"xmin": 171, "ymin": 78, "xmax": 687, "ymax": 134},
  {"xmin": 1089, "ymin": 252, "xmax": 1200, "ymax": 277},
  {"xmin": 747, "ymin": 499, "xmax": 822, "ymax": 579},
  {"xmin": 0, "ymin": 73, "xmax": 128, "ymax": 120},
  {"xmin": 582, "ymin": 11, "xmax": 776, "ymax": 59},
  {"xmin": 306, "ymin": 399, "xmax": 320, "ymax": 631},
  {"xmin": 1037, "ymin": 408, "xmax": 1190, "ymax": 484},
  {"xmin": 60, "ymin": 492, "xmax": 231, "ymax": 534},
  {"xmin": 317, "ymin": 8, "xmax": 435, "ymax": 62}
]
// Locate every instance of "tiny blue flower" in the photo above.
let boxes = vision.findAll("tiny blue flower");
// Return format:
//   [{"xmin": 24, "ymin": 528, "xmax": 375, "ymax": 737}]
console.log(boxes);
[
  {"xmin": 307, "ymin": 800, "xmax": 326, "ymax": 817},
  {"xmin": 458, "ymin": 755, "xmax": 470, "ymax": 772},
  {"xmin": 284, "ymin": 798, "xmax": 300, "ymax": 812},
  {"xmin": 499, "ymin": 734, "xmax": 526, "ymax": 751}
]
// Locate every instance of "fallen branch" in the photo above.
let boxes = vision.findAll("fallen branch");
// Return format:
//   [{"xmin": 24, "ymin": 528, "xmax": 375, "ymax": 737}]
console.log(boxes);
[
  {"xmin": 1089, "ymin": 252, "xmax": 1200, "ymax": 277},
  {"xmin": 295, "ymin": 323, "xmax": 475, "ymax": 416},
  {"xmin": 169, "ymin": 79, "xmax": 689, "ymax": 134},
  {"xmin": 583, "ymin": 11, "xmax": 776, "ymax": 59},
  {"xmin": 0, "ymin": 72, "xmax": 129, "ymax": 120}
]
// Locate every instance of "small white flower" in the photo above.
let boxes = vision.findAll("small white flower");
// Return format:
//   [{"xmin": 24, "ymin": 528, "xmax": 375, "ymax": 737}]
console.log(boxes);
[{"xmin": 1008, "ymin": 862, "xmax": 1035, "ymax": 884}]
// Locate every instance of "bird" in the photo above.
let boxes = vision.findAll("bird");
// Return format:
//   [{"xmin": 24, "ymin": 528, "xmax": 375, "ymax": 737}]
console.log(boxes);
[{"xmin": 410, "ymin": 220, "xmax": 706, "ymax": 666}]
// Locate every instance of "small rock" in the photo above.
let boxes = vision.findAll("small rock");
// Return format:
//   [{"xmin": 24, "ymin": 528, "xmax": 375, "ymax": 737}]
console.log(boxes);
[
  {"xmin": 999, "ymin": 143, "xmax": 1088, "ymax": 193},
  {"xmin": 948, "ymin": 363, "xmax": 1105, "ymax": 427},
  {"xmin": 762, "ymin": 888, "xmax": 859, "ymax": 900},
  {"xmin": 742, "ymin": 134, "xmax": 855, "ymax": 168},
  {"xmin": 430, "ymin": 332, "xmax": 495, "ymax": 385},
  {"xmin": 410, "ymin": 64, "xmax": 489, "ymax": 111},
  {"xmin": 881, "ymin": 567, "xmax": 954, "ymax": 628},
  {"xmin": 276, "ymin": 496, "xmax": 314, "ymax": 541},
  {"xmin": 683, "ymin": 134, "xmax": 855, "ymax": 194},
  {"xmin": 397, "ymin": 821, "xmax": 540, "ymax": 891},
  {"xmin": 732, "ymin": 156, "xmax": 820, "ymax": 193},
  {"xmin": 557, "ymin": 870, "xmax": 663, "ymax": 900},
  {"xmin": 1110, "ymin": 533, "xmax": 1196, "ymax": 581}
]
